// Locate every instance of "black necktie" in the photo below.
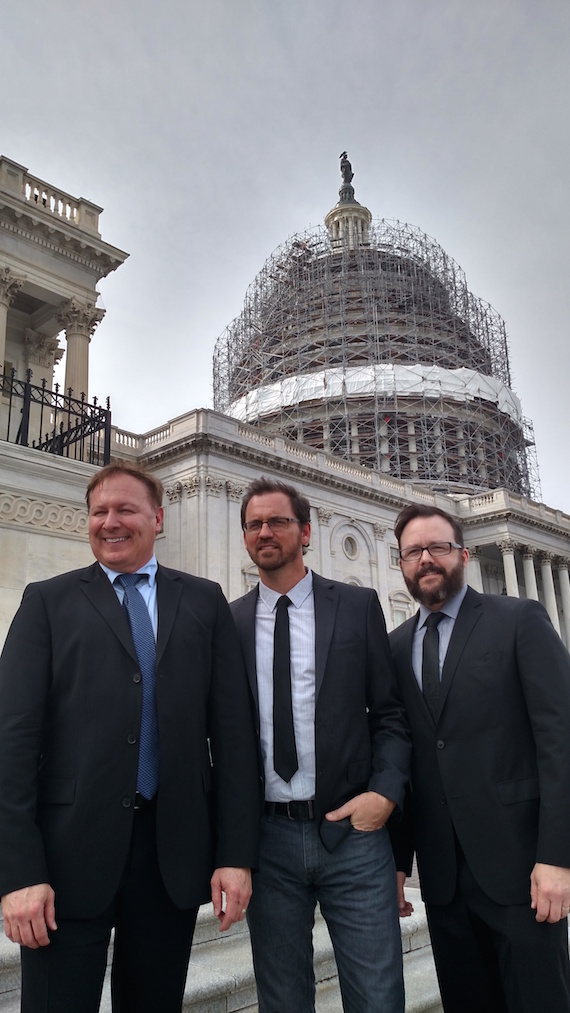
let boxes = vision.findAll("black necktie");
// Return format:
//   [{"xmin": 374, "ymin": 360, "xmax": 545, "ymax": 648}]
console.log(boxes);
[
  {"xmin": 116, "ymin": 574, "xmax": 160, "ymax": 799},
  {"xmin": 422, "ymin": 611, "xmax": 444, "ymax": 720},
  {"xmin": 273, "ymin": 595, "xmax": 298, "ymax": 782}
]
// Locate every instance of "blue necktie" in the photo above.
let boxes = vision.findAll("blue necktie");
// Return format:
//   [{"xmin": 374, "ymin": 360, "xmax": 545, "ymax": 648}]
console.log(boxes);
[{"xmin": 116, "ymin": 574, "xmax": 160, "ymax": 799}]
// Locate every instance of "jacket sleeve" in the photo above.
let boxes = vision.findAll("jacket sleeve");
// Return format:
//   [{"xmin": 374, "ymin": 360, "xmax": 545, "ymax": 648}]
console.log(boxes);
[
  {"xmin": 208, "ymin": 586, "xmax": 260, "ymax": 870},
  {"xmin": 0, "ymin": 585, "xmax": 52, "ymax": 895},
  {"xmin": 365, "ymin": 591, "xmax": 411, "ymax": 811}
]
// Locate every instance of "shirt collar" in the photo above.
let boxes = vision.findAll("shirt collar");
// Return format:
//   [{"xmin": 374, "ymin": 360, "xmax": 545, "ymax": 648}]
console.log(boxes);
[
  {"xmin": 99, "ymin": 555, "xmax": 158, "ymax": 588},
  {"xmin": 418, "ymin": 583, "xmax": 468, "ymax": 628},
  {"xmin": 258, "ymin": 568, "xmax": 313, "ymax": 612}
]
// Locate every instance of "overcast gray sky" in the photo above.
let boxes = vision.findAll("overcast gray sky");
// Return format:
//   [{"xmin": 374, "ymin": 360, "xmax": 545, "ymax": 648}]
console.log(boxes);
[{"xmin": 3, "ymin": 0, "xmax": 570, "ymax": 512}]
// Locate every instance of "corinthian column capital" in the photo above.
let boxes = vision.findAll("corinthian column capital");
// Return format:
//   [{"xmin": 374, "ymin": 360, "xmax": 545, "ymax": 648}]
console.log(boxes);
[
  {"xmin": 0, "ymin": 266, "xmax": 25, "ymax": 307},
  {"xmin": 57, "ymin": 298, "xmax": 105, "ymax": 337}
]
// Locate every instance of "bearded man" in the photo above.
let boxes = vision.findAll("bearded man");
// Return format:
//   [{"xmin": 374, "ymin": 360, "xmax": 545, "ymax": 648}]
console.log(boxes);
[{"xmin": 389, "ymin": 503, "xmax": 570, "ymax": 1013}]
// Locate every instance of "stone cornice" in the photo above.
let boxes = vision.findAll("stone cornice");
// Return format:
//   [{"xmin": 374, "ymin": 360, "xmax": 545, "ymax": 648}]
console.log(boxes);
[{"xmin": 0, "ymin": 201, "xmax": 128, "ymax": 279}]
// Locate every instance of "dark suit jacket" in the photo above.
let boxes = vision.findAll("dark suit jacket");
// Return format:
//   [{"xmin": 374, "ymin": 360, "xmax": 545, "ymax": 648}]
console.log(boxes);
[
  {"xmin": 0, "ymin": 562, "xmax": 259, "ymax": 917},
  {"xmin": 231, "ymin": 572, "xmax": 410, "ymax": 845},
  {"xmin": 389, "ymin": 586, "xmax": 570, "ymax": 907}
]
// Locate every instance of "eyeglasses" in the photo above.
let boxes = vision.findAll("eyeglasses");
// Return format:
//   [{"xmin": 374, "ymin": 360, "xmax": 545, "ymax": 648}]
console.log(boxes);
[
  {"xmin": 399, "ymin": 541, "xmax": 463, "ymax": 563},
  {"xmin": 243, "ymin": 516, "xmax": 301, "ymax": 534}
]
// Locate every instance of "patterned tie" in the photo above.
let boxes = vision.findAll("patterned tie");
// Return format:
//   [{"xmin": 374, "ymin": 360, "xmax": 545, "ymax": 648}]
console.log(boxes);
[
  {"xmin": 273, "ymin": 595, "xmax": 298, "ymax": 782},
  {"xmin": 422, "ymin": 611, "xmax": 444, "ymax": 720},
  {"xmin": 116, "ymin": 574, "xmax": 160, "ymax": 799}
]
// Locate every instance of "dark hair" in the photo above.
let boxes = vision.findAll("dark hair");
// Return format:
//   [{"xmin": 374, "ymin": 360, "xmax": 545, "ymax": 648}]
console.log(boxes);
[
  {"xmin": 240, "ymin": 477, "xmax": 311, "ymax": 530},
  {"xmin": 86, "ymin": 462, "xmax": 164, "ymax": 510},
  {"xmin": 394, "ymin": 503, "xmax": 464, "ymax": 547}
]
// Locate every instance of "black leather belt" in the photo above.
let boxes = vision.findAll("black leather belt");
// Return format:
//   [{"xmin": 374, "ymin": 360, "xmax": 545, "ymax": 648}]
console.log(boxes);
[
  {"xmin": 134, "ymin": 792, "xmax": 156, "ymax": 810},
  {"xmin": 265, "ymin": 800, "xmax": 315, "ymax": 820}
]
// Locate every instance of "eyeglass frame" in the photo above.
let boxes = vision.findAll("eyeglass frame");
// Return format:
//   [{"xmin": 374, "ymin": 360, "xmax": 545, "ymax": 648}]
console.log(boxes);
[
  {"xmin": 399, "ymin": 541, "xmax": 463, "ymax": 563},
  {"xmin": 243, "ymin": 516, "xmax": 302, "ymax": 535}
]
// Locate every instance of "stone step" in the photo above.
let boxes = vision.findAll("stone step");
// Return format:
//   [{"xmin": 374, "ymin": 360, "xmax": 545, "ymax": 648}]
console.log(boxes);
[{"xmin": 0, "ymin": 889, "xmax": 442, "ymax": 1012}]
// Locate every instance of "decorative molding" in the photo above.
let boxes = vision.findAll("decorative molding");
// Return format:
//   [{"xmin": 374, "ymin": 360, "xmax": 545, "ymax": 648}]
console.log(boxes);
[
  {"xmin": 0, "ymin": 492, "xmax": 88, "ymax": 534},
  {"xmin": 24, "ymin": 329, "xmax": 63, "ymax": 368},
  {"xmin": 0, "ymin": 266, "xmax": 24, "ymax": 307},
  {"xmin": 226, "ymin": 480, "xmax": 244, "ymax": 502},
  {"xmin": 165, "ymin": 482, "xmax": 183, "ymax": 503},
  {"xmin": 317, "ymin": 508, "xmax": 332, "ymax": 525},
  {"xmin": 57, "ymin": 298, "xmax": 105, "ymax": 338},
  {"xmin": 183, "ymin": 476, "xmax": 201, "ymax": 498},
  {"xmin": 540, "ymin": 551, "xmax": 556, "ymax": 566},
  {"xmin": 373, "ymin": 523, "xmax": 387, "ymax": 540},
  {"xmin": 497, "ymin": 539, "xmax": 516, "ymax": 554},
  {"xmin": 205, "ymin": 475, "xmax": 223, "ymax": 497}
]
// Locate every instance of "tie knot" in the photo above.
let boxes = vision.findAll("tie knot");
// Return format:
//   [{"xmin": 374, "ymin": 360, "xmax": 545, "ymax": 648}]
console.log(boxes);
[
  {"xmin": 276, "ymin": 595, "xmax": 292, "ymax": 613},
  {"xmin": 425, "ymin": 611, "xmax": 444, "ymax": 629},
  {"xmin": 116, "ymin": 573, "xmax": 147, "ymax": 590}
]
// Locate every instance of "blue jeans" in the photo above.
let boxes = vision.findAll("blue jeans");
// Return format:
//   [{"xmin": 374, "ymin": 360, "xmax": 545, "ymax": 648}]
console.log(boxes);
[{"xmin": 247, "ymin": 812, "xmax": 404, "ymax": 1013}]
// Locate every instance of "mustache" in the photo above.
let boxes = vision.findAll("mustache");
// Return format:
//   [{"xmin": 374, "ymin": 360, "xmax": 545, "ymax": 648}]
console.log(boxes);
[{"xmin": 417, "ymin": 564, "xmax": 445, "ymax": 577}]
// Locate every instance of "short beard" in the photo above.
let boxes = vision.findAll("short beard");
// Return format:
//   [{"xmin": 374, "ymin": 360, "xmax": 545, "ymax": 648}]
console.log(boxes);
[{"xmin": 403, "ymin": 558, "xmax": 465, "ymax": 607}]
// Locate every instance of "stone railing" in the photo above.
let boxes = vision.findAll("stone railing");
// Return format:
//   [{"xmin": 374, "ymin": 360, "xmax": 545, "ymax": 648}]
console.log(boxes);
[{"xmin": 0, "ymin": 156, "xmax": 102, "ymax": 236}]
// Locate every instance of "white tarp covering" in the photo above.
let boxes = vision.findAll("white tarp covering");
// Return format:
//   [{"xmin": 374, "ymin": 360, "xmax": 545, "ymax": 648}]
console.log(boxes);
[{"xmin": 229, "ymin": 364, "xmax": 522, "ymax": 423}]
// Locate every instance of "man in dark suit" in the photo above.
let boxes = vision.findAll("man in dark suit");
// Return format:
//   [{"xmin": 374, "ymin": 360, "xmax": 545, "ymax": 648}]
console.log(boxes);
[
  {"xmin": 0, "ymin": 462, "xmax": 259, "ymax": 1013},
  {"xmin": 231, "ymin": 477, "xmax": 410, "ymax": 1013},
  {"xmin": 390, "ymin": 503, "xmax": 570, "ymax": 1012}
]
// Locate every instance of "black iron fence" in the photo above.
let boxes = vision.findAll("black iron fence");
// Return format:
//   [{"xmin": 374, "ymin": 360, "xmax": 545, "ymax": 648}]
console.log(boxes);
[{"xmin": 1, "ymin": 369, "xmax": 111, "ymax": 465}]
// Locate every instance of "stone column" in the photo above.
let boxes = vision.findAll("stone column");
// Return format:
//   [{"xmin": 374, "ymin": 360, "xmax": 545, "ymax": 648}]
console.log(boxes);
[
  {"xmin": 226, "ymin": 480, "xmax": 245, "ymax": 601},
  {"xmin": 540, "ymin": 552, "xmax": 561, "ymax": 635},
  {"xmin": 498, "ymin": 540, "xmax": 519, "ymax": 597},
  {"xmin": 555, "ymin": 560, "xmax": 570, "ymax": 648},
  {"xmin": 57, "ymin": 298, "xmax": 104, "ymax": 399},
  {"xmin": 465, "ymin": 546, "xmax": 484, "ymax": 593},
  {"xmin": 521, "ymin": 548, "xmax": 539, "ymax": 601},
  {"xmin": 372, "ymin": 522, "xmax": 389, "ymax": 615},
  {"xmin": 316, "ymin": 507, "xmax": 333, "ymax": 578},
  {"xmin": 0, "ymin": 268, "xmax": 24, "ymax": 372}
]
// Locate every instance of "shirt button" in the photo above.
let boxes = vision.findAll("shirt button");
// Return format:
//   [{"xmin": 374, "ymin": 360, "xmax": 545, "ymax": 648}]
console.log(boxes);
[
  {"xmin": 436, "ymin": 740, "xmax": 445, "ymax": 749},
  {"xmin": 133, "ymin": 672, "xmax": 141, "ymax": 684},
  {"xmin": 439, "ymin": 797, "xmax": 447, "ymax": 805},
  {"xmin": 122, "ymin": 796, "xmax": 132, "ymax": 808},
  {"xmin": 127, "ymin": 734, "xmax": 137, "ymax": 745}
]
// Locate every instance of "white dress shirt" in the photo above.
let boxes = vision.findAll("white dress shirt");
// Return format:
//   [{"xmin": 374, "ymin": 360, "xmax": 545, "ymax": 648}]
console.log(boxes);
[
  {"xmin": 255, "ymin": 569, "xmax": 316, "ymax": 802},
  {"xmin": 99, "ymin": 555, "xmax": 159, "ymax": 640},
  {"xmin": 411, "ymin": 583, "xmax": 468, "ymax": 688}
]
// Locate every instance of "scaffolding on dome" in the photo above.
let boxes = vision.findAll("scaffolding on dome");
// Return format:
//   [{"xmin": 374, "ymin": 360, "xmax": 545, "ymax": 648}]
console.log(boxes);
[{"xmin": 213, "ymin": 219, "xmax": 540, "ymax": 499}]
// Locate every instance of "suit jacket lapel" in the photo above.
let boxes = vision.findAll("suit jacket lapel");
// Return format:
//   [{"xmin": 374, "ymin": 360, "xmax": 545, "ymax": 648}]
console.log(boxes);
[
  {"xmin": 438, "ymin": 587, "xmax": 483, "ymax": 716},
  {"xmin": 80, "ymin": 562, "xmax": 138, "ymax": 663},
  {"xmin": 313, "ymin": 574, "xmax": 338, "ymax": 699},
  {"xmin": 234, "ymin": 588, "xmax": 260, "ymax": 712},
  {"xmin": 155, "ymin": 567, "xmax": 183, "ymax": 666}
]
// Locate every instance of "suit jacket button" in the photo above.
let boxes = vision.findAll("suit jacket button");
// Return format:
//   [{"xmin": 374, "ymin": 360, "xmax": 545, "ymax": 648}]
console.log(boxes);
[
  {"xmin": 133, "ymin": 672, "xmax": 141, "ymax": 683},
  {"xmin": 122, "ymin": 796, "xmax": 132, "ymax": 808},
  {"xmin": 127, "ymin": 733, "xmax": 137, "ymax": 745},
  {"xmin": 439, "ymin": 796, "xmax": 447, "ymax": 805},
  {"xmin": 436, "ymin": 739, "xmax": 445, "ymax": 749}
]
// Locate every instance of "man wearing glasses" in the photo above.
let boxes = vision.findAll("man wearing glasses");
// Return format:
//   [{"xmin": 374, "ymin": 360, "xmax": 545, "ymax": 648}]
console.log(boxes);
[
  {"xmin": 390, "ymin": 503, "xmax": 570, "ymax": 1012},
  {"xmin": 231, "ymin": 477, "xmax": 410, "ymax": 1013}
]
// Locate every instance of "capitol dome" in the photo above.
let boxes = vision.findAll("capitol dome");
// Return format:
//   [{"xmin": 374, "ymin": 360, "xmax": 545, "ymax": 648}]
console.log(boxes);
[{"xmin": 213, "ymin": 156, "xmax": 538, "ymax": 498}]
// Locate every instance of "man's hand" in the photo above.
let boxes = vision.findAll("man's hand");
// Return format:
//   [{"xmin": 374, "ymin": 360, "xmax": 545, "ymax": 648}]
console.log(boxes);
[
  {"xmin": 210, "ymin": 867, "xmax": 252, "ymax": 932},
  {"xmin": 2, "ymin": 884, "xmax": 56, "ymax": 949},
  {"xmin": 325, "ymin": 791, "xmax": 396, "ymax": 831},
  {"xmin": 396, "ymin": 870, "xmax": 414, "ymax": 918},
  {"xmin": 530, "ymin": 863, "xmax": 570, "ymax": 923}
]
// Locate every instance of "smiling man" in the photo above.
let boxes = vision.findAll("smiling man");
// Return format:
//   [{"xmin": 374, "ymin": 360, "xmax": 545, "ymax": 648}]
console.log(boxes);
[
  {"xmin": 390, "ymin": 503, "xmax": 570, "ymax": 1013},
  {"xmin": 231, "ymin": 477, "xmax": 410, "ymax": 1013},
  {"xmin": 0, "ymin": 462, "xmax": 259, "ymax": 1013}
]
